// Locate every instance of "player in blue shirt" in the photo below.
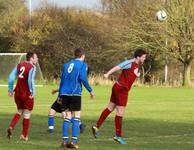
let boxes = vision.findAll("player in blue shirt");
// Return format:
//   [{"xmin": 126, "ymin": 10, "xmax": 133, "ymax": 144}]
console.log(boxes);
[{"xmin": 60, "ymin": 48, "xmax": 94, "ymax": 149}]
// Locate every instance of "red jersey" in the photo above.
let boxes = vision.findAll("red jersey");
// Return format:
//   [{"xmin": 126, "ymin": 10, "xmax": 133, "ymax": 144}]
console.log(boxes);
[
  {"xmin": 14, "ymin": 61, "xmax": 34, "ymax": 97},
  {"xmin": 117, "ymin": 58, "xmax": 139, "ymax": 91}
]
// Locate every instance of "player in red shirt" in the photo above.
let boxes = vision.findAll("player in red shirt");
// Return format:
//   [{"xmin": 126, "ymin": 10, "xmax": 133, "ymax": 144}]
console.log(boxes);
[
  {"xmin": 7, "ymin": 52, "xmax": 38, "ymax": 141},
  {"xmin": 92, "ymin": 48, "xmax": 146, "ymax": 144}
]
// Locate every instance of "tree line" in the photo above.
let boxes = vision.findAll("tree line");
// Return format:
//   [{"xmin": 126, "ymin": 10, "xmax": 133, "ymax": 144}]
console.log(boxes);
[{"xmin": 0, "ymin": 0, "xmax": 193, "ymax": 87}]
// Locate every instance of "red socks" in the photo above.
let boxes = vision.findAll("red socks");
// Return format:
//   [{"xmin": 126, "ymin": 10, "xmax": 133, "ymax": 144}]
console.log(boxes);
[
  {"xmin": 9, "ymin": 113, "xmax": 30, "ymax": 138},
  {"xmin": 22, "ymin": 119, "xmax": 30, "ymax": 137},
  {"xmin": 9, "ymin": 113, "xmax": 21, "ymax": 129},
  {"xmin": 96, "ymin": 108, "xmax": 123, "ymax": 137},
  {"xmin": 96, "ymin": 108, "xmax": 111, "ymax": 128},
  {"xmin": 115, "ymin": 115, "xmax": 122, "ymax": 137}
]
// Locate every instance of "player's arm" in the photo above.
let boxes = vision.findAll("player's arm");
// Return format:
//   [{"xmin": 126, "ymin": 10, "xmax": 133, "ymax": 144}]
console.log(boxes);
[
  {"xmin": 58, "ymin": 64, "xmax": 65, "ymax": 95},
  {"xmin": 28, "ymin": 66, "xmax": 36, "ymax": 98},
  {"xmin": 80, "ymin": 64, "xmax": 94, "ymax": 99},
  {"xmin": 8, "ymin": 67, "xmax": 17, "ymax": 97},
  {"xmin": 104, "ymin": 66, "xmax": 121, "ymax": 78},
  {"xmin": 104, "ymin": 59, "xmax": 133, "ymax": 78}
]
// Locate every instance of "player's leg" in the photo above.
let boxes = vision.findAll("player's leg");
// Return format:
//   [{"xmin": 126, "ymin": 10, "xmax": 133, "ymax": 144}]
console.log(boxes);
[
  {"xmin": 79, "ymin": 120, "xmax": 86, "ymax": 133},
  {"xmin": 61, "ymin": 96, "xmax": 71, "ymax": 147},
  {"xmin": 48, "ymin": 97, "xmax": 63, "ymax": 133},
  {"xmin": 113, "ymin": 106, "xmax": 126, "ymax": 144},
  {"xmin": 8, "ymin": 109, "xmax": 22, "ymax": 130},
  {"xmin": 69, "ymin": 111, "xmax": 80, "ymax": 149},
  {"xmin": 71, "ymin": 112, "xmax": 85, "ymax": 134},
  {"xmin": 48, "ymin": 108, "xmax": 56, "ymax": 133},
  {"xmin": 21, "ymin": 109, "xmax": 31, "ymax": 141},
  {"xmin": 48, "ymin": 98, "xmax": 61, "ymax": 132},
  {"xmin": 7, "ymin": 109, "xmax": 22, "ymax": 139},
  {"xmin": 113, "ymin": 88, "xmax": 128, "ymax": 145},
  {"xmin": 92, "ymin": 102, "xmax": 115, "ymax": 138},
  {"xmin": 20, "ymin": 96, "xmax": 34, "ymax": 141},
  {"xmin": 92, "ymin": 83, "xmax": 118, "ymax": 136},
  {"xmin": 7, "ymin": 95, "xmax": 22, "ymax": 139},
  {"xmin": 68, "ymin": 96, "xmax": 81, "ymax": 149},
  {"xmin": 62, "ymin": 111, "xmax": 71, "ymax": 147},
  {"xmin": 97, "ymin": 102, "xmax": 115, "ymax": 128}
]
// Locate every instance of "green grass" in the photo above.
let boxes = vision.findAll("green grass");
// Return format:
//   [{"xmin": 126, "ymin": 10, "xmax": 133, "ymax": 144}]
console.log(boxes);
[{"xmin": 0, "ymin": 85, "xmax": 194, "ymax": 149}]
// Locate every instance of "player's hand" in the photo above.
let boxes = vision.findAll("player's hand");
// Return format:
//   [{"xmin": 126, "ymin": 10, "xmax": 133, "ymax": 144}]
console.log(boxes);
[
  {"xmin": 29, "ymin": 95, "xmax": 34, "ymax": 99},
  {"xmin": 90, "ymin": 92, "xmax": 95, "ymax": 99},
  {"xmin": 51, "ymin": 89, "xmax": 58, "ymax": 95},
  {"xmin": 8, "ymin": 92, "xmax": 13, "ymax": 97},
  {"xmin": 104, "ymin": 73, "xmax": 109, "ymax": 79}
]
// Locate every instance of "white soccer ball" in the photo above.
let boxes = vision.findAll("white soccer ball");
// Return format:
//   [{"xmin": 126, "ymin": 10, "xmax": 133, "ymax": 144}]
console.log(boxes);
[{"xmin": 156, "ymin": 10, "xmax": 167, "ymax": 21}]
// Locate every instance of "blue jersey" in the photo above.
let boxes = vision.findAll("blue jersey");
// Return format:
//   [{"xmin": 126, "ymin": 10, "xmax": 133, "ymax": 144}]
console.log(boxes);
[{"xmin": 59, "ymin": 59, "xmax": 92, "ymax": 96}]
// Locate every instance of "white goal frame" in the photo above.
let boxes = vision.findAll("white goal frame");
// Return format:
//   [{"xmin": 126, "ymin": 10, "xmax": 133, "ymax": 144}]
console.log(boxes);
[{"xmin": 0, "ymin": 53, "xmax": 44, "ymax": 87}]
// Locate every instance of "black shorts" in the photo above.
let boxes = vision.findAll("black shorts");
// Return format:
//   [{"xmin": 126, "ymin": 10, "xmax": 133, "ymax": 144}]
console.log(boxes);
[
  {"xmin": 60, "ymin": 95, "xmax": 81, "ymax": 112},
  {"xmin": 51, "ymin": 97, "xmax": 63, "ymax": 113}
]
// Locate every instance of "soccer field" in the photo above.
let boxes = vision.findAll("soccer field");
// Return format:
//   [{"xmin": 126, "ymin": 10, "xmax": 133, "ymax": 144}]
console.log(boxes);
[{"xmin": 0, "ymin": 85, "xmax": 194, "ymax": 150}]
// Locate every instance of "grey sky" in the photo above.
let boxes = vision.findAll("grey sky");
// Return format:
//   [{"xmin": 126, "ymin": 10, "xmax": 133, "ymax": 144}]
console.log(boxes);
[{"xmin": 26, "ymin": 0, "xmax": 101, "ymax": 10}]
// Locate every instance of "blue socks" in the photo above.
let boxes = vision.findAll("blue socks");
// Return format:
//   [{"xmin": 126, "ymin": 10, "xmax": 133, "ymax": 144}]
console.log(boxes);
[
  {"xmin": 71, "ymin": 118, "xmax": 82, "ymax": 126},
  {"xmin": 62, "ymin": 117, "xmax": 81, "ymax": 144},
  {"xmin": 62, "ymin": 118, "xmax": 71, "ymax": 142},
  {"xmin": 48, "ymin": 115, "xmax": 54, "ymax": 133},
  {"xmin": 71, "ymin": 117, "xmax": 80, "ymax": 144}
]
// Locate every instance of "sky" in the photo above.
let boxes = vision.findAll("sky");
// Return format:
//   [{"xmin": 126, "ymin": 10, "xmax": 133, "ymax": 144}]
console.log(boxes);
[{"xmin": 26, "ymin": 0, "xmax": 101, "ymax": 10}]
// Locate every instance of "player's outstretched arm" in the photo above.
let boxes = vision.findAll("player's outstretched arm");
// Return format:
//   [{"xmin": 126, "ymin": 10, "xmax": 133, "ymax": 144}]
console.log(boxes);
[
  {"xmin": 104, "ymin": 66, "xmax": 121, "ymax": 79},
  {"xmin": 104, "ymin": 59, "xmax": 134, "ymax": 78}
]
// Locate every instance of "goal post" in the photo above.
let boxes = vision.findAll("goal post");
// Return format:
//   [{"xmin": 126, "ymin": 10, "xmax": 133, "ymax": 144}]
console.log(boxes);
[{"xmin": 0, "ymin": 53, "xmax": 44, "ymax": 87}]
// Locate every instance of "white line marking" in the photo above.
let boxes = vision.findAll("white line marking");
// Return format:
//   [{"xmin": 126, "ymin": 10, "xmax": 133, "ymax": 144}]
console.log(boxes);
[
  {"xmin": 0, "ymin": 104, "xmax": 50, "ymax": 108},
  {"xmin": 0, "ymin": 84, "xmax": 43, "ymax": 87}
]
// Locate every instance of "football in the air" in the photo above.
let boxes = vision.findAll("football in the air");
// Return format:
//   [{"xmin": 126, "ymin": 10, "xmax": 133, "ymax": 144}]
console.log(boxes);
[{"xmin": 156, "ymin": 10, "xmax": 167, "ymax": 21}]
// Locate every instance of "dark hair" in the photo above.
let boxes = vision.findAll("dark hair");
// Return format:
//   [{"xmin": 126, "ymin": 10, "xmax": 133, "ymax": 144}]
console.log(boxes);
[
  {"xmin": 26, "ymin": 52, "xmax": 36, "ymax": 61},
  {"xmin": 74, "ymin": 48, "xmax": 85, "ymax": 58},
  {"xmin": 134, "ymin": 48, "xmax": 146, "ymax": 58}
]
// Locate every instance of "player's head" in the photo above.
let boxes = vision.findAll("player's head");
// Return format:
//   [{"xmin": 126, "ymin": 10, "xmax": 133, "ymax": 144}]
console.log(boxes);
[
  {"xmin": 134, "ymin": 48, "xmax": 146, "ymax": 64},
  {"xmin": 26, "ymin": 52, "xmax": 38, "ymax": 65},
  {"xmin": 74, "ymin": 48, "xmax": 85, "ymax": 60}
]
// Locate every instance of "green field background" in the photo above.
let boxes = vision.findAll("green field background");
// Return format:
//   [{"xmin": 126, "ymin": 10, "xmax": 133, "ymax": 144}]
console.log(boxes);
[{"xmin": 0, "ymin": 85, "xmax": 194, "ymax": 150}]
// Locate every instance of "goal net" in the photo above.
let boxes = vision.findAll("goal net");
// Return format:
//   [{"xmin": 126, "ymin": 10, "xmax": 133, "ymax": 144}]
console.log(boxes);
[{"xmin": 0, "ymin": 53, "xmax": 44, "ymax": 87}]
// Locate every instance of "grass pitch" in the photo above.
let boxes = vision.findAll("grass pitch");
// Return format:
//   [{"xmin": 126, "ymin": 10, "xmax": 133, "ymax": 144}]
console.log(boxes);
[{"xmin": 0, "ymin": 85, "xmax": 194, "ymax": 150}]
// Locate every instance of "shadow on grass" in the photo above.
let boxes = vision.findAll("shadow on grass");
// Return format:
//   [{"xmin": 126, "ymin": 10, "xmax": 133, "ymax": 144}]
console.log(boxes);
[{"xmin": 0, "ymin": 113, "xmax": 194, "ymax": 150}]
